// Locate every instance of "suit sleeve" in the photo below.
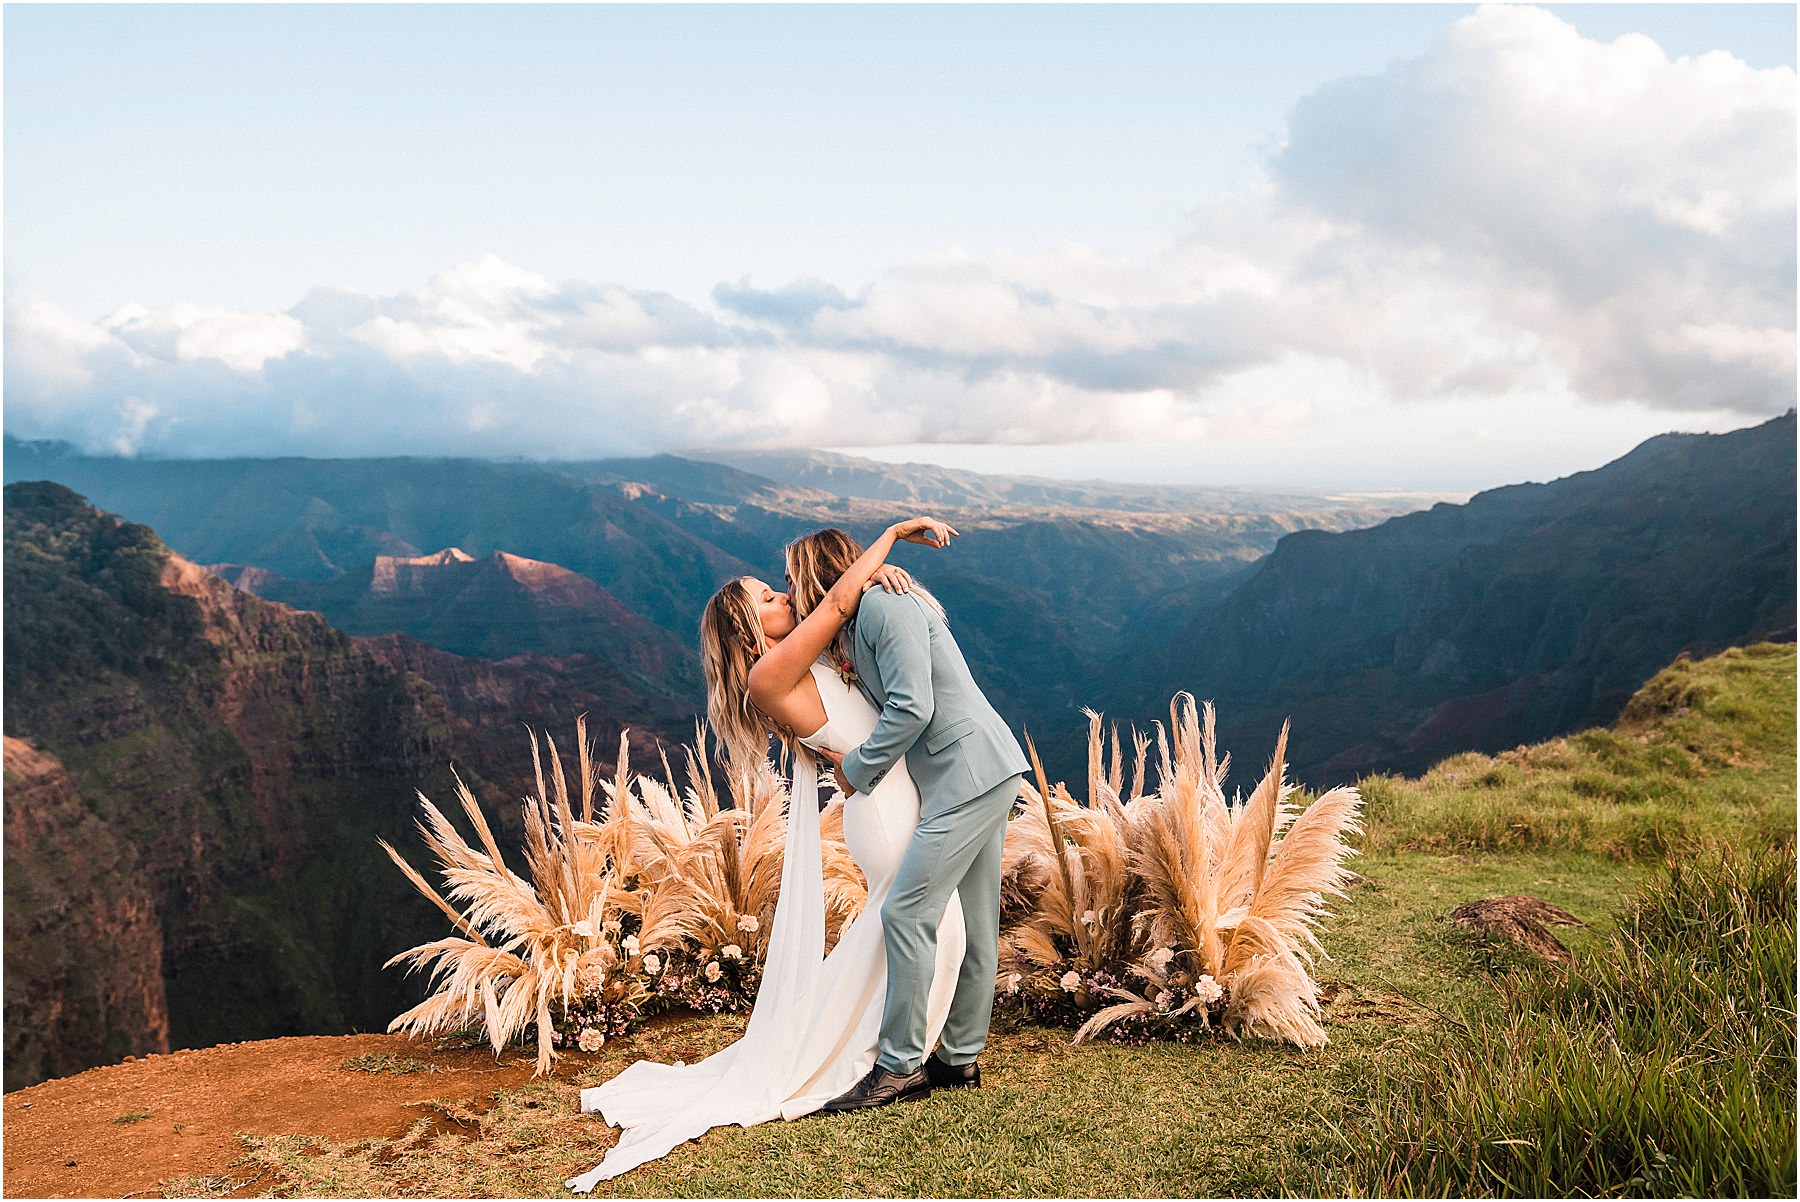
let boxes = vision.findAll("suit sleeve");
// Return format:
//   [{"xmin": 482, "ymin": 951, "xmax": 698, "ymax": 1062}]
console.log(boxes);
[{"xmin": 840, "ymin": 592, "xmax": 935, "ymax": 795}]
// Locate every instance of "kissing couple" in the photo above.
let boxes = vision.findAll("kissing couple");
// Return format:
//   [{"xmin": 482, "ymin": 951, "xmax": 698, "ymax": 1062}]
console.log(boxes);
[{"xmin": 566, "ymin": 518, "xmax": 1029, "ymax": 1189}]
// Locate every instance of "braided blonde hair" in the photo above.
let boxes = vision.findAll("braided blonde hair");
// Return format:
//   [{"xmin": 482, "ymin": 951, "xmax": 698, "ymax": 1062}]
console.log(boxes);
[{"xmin": 699, "ymin": 576, "xmax": 797, "ymax": 776}]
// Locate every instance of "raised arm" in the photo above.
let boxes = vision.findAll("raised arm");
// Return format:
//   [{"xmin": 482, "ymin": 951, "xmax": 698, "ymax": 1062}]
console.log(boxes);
[{"xmin": 746, "ymin": 517, "xmax": 956, "ymax": 709}]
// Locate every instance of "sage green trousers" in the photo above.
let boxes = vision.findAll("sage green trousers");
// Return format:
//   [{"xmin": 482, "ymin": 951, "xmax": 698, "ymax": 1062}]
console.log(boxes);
[{"xmin": 875, "ymin": 773, "xmax": 1024, "ymax": 1074}]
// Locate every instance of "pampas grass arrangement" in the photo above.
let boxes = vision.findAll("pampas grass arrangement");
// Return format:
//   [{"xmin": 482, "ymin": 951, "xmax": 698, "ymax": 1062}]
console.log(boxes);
[
  {"xmin": 380, "ymin": 717, "xmax": 868, "ymax": 1074},
  {"xmin": 380, "ymin": 694, "xmax": 1360, "ymax": 1073},
  {"xmin": 998, "ymin": 695, "xmax": 1362, "ymax": 1049}
]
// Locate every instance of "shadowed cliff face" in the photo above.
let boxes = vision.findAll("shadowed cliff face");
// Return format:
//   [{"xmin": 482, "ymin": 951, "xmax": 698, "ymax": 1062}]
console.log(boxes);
[
  {"xmin": 3, "ymin": 736, "xmax": 168, "ymax": 1090},
  {"xmin": 351, "ymin": 630, "xmax": 678, "ymax": 806},
  {"xmin": 1113, "ymin": 411, "xmax": 1798, "ymax": 783},
  {"xmin": 3, "ymin": 482, "xmax": 474, "ymax": 1087}
]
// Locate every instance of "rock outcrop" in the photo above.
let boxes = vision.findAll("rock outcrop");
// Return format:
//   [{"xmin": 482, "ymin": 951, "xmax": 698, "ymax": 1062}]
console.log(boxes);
[{"xmin": 206, "ymin": 545, "xmax": 703, "ymax": 720}]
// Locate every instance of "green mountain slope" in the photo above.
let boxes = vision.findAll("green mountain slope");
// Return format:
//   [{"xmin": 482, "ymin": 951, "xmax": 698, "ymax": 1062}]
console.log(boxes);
[
  {"xmin": 1360, "ymin": 640, "xmax": 1796, "ymax": 860},
  {"xmin": 1114, "ymin": 411, "xmax": 1797, "ymax": 783}
]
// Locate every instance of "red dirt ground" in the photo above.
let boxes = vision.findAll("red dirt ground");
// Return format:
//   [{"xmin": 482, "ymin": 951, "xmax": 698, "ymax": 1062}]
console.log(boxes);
[{"xmin": 3, "ymin": 1033, "xmax": 568, "ymax": 1199}]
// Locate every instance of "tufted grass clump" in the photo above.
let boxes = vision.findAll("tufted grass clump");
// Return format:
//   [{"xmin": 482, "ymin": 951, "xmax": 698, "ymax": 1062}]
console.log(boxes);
[{"xmin": 1330, "ymin": 841, "xmax": 1797, "ymax": 1197}]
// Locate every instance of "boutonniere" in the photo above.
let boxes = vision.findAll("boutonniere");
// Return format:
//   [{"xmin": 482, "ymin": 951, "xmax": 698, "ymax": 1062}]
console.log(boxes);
[{"xmin": 834, "ymin": 657, "xmax": 860, "ymax": 687}]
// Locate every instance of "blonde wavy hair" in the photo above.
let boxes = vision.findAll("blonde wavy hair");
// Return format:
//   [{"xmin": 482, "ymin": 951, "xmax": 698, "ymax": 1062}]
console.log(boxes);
[
  {"xmin": 698, "ymin": 577, "xmax": 788, "ymax": 776},
  {"xmin": 784, "ymin": 528, "xmax": 944, "ymax": 672}
]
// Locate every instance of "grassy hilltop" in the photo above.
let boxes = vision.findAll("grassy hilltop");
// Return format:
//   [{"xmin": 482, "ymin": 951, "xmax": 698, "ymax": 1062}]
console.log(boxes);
[{"xmin": 141, "ymin": 640, "xmax": 1792, "ymax": 1199}]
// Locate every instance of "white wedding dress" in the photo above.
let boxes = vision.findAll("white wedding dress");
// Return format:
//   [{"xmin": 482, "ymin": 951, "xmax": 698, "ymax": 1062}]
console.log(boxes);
[{"xmin": 565, "ymin": 660, "xmax": 967, "ymax": 1190}]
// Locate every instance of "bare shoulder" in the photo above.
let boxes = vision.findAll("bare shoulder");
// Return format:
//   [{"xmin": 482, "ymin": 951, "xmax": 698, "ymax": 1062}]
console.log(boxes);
[{"xmin": 751, "ymin": 654, "xmax": 828, "ymax": 733}]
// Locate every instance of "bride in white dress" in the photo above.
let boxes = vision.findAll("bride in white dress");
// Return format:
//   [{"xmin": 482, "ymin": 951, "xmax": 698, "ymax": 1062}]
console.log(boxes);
[{"xmin": 566, "ymin": 516, "xmax": 967, "ymax": 1191}]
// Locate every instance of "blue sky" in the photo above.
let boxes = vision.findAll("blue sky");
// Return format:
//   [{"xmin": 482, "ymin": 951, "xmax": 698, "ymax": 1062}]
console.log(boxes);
[
  {"xmin": 5, "ymin": 4, "xmax": 1795, "ymax": 489},
  {"xmin": 8, "ymin": 4, "xmax": 1792, "ymax": 316}
]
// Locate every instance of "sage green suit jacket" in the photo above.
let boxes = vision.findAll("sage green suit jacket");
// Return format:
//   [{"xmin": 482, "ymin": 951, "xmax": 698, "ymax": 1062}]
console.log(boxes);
[{"xmin": 838, "ymin": 588, "xmax": 1029, "ymax": 817}]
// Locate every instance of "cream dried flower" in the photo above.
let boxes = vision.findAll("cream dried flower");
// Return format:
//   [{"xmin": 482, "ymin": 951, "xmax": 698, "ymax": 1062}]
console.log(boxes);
[
  {"xmin": 1081, "ymin": 909, "xmax": 1098, "ymax": 927},
  {"xmin": 642, "ymin": 953, "xmax": 662, "ymax": 974},
  {"xmin": 1005, "ymin": 972, "xmax": 1022, "ymax": 995},
  {"xmin": 1060, "ymin": 970, "xmax": 1082, "ymax": 992},
  {"xmin": 623, "ymin": 934, "xmax": 640, "ymax": 956},
  {"xmin": 577, "ymin": 1027, "xmax": 605, "ymax": 1053},
  {"xmin": 1155, "ymin": 990, "xmax": 1175, "ymax": 1011},
  {"xmin": 721, "ymin": 944, "xmax": 742, "ymax": 960},
  {"xmin": 737, "ymin": 914, "xmax": 760, "ymax": 934},
  {"xmin": 705, "ymin": 961, "xmax": 723, "ymax": 983},
  {"xmin": 1150, "ymin": 947, "xmax": 1175, "ymax": 970},
  {"xmin": 1195, "ymin": 974, "xmax": 1224, "ymax": 1005}
]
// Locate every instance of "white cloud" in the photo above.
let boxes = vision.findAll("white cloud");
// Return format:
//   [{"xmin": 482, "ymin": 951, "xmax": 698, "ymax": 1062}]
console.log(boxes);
[
  {"xmin": 5, "ymin": 7, "xmax": 1790, "ymax": 460},
  {"xmin": 7, "ymin": 294, "xmax": 123, "ymax": 391},
  {"xmin": 1271, "ymin": 4, "xmax": 1794, "ymax": 409},
  {"xmin": 100, "ymin": 301, "xmax": 306, "ymax": 372}
]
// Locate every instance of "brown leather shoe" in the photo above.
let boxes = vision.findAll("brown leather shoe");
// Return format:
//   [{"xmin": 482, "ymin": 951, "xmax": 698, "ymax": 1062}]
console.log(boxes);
[{"xmin": 820, "ymin": 1064, "xmax": 932, "ymax": 1113}]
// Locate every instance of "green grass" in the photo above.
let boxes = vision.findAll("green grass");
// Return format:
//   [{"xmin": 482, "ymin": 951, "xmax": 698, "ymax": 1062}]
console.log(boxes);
[
  {"xmin": 112, "ymin": 1110, "xmax": 153, "ymax": 1125},
  {"xmin": 200, "ymin": 643, "xmax": 1796, "ymax": 1198},
  {"xmin": 339, "ymin": 1052, "xmax": 442, "ymax": 1075},
  {"xmin": 1324, "ymin": 842, "xmax": 1797, "ymax": 1197}
]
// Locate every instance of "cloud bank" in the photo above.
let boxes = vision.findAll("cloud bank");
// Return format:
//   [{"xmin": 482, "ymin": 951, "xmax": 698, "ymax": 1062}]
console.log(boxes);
[{"xmin": 7, "ymin": 6, "xmax": 1792, "ymax": 459}]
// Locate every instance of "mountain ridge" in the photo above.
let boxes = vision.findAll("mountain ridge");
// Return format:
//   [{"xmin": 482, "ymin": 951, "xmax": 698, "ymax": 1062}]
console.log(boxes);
[
  {"xmin": 206, "ymin": 544, "xmax": 702, "ymax": 719},
  {"xmin": 4, "ymin": 439, "xmax": 1430, "ymax": 778},
  {"xmin": 689, "ymin": 446, "xmax": 1460, "ymax": 514},
  {"xmin": 9, "ymin": 421, "xmax": 1790, "ymax": 788},
  {"xmin": 1112, "ymin": 411, "xmax": 1797, "ymax": 782}
]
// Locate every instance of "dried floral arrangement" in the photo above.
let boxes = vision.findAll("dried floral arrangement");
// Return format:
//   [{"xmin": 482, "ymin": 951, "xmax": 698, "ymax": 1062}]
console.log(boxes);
[
  {"xmin": 382, "ymin": 696, "xmax": 1361, "ymax": 1074},
  {"xmin": 996, "ymin": 698, "xmax": 1362, "ymax": 1048}
]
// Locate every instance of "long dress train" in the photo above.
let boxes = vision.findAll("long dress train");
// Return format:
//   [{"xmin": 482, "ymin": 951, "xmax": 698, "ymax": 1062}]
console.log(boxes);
[{"xmin": 565, "ymin": 661, "xmax": 966, "ymax": 1190}]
